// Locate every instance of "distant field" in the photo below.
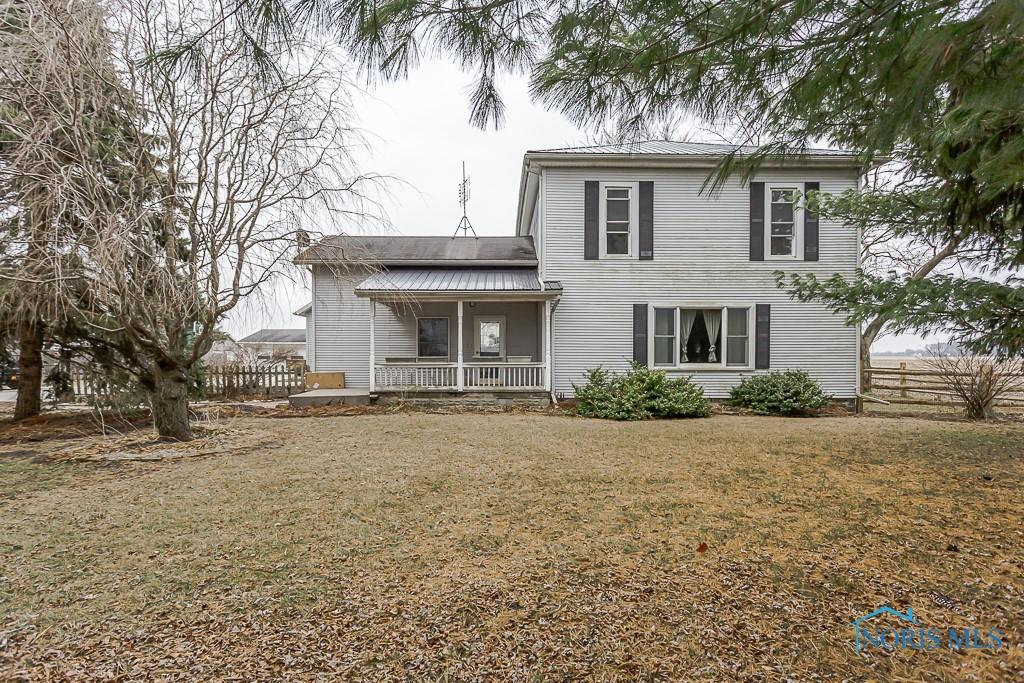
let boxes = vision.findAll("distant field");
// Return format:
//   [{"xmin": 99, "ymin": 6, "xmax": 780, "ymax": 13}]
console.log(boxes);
[{"xmin": 871, "ymin": 355, "xmax": 936, "ymax": 368}]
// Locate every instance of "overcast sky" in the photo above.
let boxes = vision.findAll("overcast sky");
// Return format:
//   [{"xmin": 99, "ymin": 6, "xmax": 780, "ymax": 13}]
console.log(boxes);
[{"xmin": 223, "ymin": 58, "xmax": 927, "ymax": 353}]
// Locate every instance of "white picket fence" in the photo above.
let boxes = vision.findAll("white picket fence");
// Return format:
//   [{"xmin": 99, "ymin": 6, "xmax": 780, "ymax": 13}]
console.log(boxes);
[{"xmin": 70, "ymin": 364, "xmax": 306, "ymax": 401}]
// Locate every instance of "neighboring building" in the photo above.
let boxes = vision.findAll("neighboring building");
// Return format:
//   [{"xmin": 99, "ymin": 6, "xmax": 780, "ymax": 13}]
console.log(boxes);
[
  {"xmin": 203, "ymin": 337, "xmax": 243, "ymax": 365},
  {"xmin": 297, "ymin": 141, "xmax": 862, "ymax": 400},
  {"xmin": 236, "ymin": 328, "xmax": 307, "ymax": 364}
]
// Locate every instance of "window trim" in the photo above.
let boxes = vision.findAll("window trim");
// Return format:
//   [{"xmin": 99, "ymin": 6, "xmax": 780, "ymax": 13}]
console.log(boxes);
[
  {"xmin": 599, "ymin": 181, "xmax": 640, "ymax": 259},
  {"xmin": 416, "ymin": 316, "xmax": 450, "ymax": 359},
  {"xmin": 648, "ymin": 304, "xmax": 754, "ymax": 371},
  {"xmin": 765, "ymin": 183, "xmax": 803, "ymax": 260},
  {"xmin": 472, "ymin": 314, "xmax": 507, "ymax": 358}
]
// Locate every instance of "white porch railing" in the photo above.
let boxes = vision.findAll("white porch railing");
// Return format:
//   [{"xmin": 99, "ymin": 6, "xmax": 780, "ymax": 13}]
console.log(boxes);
[
  {"xmin": 374, "ymin": 363, "xmax": 458, "ymax": 390},
  {"xmin": 463, "ymin": 363, "xmax": 545, "ymax": 390},
  {"xmin": 374, "ymin": 362, "xmax": 546, "ymax": 392}
]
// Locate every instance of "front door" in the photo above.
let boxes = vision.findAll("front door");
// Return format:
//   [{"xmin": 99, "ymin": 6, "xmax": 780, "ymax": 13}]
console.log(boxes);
[
  {"xmin": 474, "ymin": 316, "xmax": 506, "ymax": 385},
  {"xmin": 475, "ymin": 316, "xmax": 505, "ymax": 358}
]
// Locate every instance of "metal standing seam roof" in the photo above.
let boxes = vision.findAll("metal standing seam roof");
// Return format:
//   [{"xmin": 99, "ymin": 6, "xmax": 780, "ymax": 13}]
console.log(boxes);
[
  {"xmin": 296, "ymin": 235, "xmax": 537, "ymax": 264},
  {"xmin": 355, "ymin": 268, "xmax": 562, "ymax": 293},
  {"xmin": 527, "ymin": 140, "xmax": 857, "ymax": 157}
]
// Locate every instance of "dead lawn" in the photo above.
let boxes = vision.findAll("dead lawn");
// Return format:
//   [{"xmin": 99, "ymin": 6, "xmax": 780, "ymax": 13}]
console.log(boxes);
[{"xmin": 1, "ymin": 413, "xmax": 1022, "ymax": 681}]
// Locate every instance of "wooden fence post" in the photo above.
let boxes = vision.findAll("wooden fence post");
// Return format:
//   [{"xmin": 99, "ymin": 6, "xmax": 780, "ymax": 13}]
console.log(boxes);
[{"xmin": 899, "ymin": 361, "xmax": 908, "ymax": 398}]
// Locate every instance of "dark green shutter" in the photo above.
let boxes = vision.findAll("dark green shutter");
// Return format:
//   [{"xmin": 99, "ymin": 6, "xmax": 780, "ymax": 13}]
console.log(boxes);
[
  {"xmin": 804, "ymin": 181, "xmax": 819, "ymax": 261},
  {"xmin": 633, "ymin": 304, "xmax": 648, "ymax": 365},
  {"xmin": 749, "ymin": 182, "xmax": 765, "ymax": 261},
  {"xmin": 755, "ymin": 304, "xmax": 771, "ymax": 369},
  {"xmin": 584, "ymin": 181, "xmax": 599, "ymax": 260},
  {"xmin": 639, "ymin": 181, "xmax": 653, "ymax": 260}
]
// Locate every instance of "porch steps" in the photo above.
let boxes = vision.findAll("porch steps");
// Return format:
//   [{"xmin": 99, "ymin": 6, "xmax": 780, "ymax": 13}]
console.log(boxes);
[{"xmin": 288, "ymin": 388, "xmax": 371, "ymax": 408}]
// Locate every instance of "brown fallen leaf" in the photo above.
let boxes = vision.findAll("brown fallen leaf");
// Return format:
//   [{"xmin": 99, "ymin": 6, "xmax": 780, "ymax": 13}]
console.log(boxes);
[{"xmin": 696, "ymin": 542, "xmax": 708, "ymax": 553}]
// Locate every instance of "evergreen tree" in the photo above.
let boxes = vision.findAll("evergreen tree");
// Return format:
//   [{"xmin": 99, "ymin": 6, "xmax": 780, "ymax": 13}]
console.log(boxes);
[
  {"xmin": 260, "ymin": 0, "xmax": 1023, "ymax": 355},
  {"xmin": 0, "ymin": 0, "xmax": 153, "ymax": 418}
]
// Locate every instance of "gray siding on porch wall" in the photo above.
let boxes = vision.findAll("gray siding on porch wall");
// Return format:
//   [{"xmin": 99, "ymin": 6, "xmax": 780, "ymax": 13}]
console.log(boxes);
[
  {"xmin": 388, "ymin": 301, "xmax": 540, "ymax": 363},
  {"xmin": 310, "ymin": 266, "xmax": 543, "ymax": 387},
  {"xmin": 541, "ymin": 166, "xmax": 860, "ymax": 398}
]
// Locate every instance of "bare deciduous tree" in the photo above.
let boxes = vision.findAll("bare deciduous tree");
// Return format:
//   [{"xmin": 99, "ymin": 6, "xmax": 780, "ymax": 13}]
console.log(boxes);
[
  {"xmin": 925, "ymin": 352, "xmax": 1023, "ymax": 420},
  {"xmin": 852, "ymin": 169, "xmax": 974, "ymax": 378},
  {"xmin": 2, "ymin": 0, "xmax": 382, "ymax": 439}
]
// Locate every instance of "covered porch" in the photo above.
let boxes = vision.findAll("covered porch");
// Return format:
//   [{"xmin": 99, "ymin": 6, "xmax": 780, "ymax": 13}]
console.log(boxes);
[{"xmin": 356, "ymin": 268, "xmax": 560, "ymax": 393}]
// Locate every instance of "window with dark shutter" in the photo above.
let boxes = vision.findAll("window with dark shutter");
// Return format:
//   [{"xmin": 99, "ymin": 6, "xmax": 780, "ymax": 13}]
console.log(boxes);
[
  {"xmin": 749, "ymin": 182, "xmax": 765, "ymax": 261},
  {"xmin": 639, "ymin": 181, "xmax": 653, "ymax": 260},
  {"xmin": 584, "ymin": 181, "xmax": 599, "ymax": 260},
  {"xmin": 755, "ymin": 304, "xmax": 771, "ymax": 369},
  {"xmin": 804, "ymin": 181, "xmax": 819, "ymax": 261},
  {"xmin": 633, "ymin": 304, "xmax": 648, "ymax": 365}
]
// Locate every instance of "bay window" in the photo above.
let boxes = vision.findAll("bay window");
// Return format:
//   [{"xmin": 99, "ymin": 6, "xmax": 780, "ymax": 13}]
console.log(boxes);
[{"xmin": 651, "ymin": 306, "xmax": 751, "ymax": 368}]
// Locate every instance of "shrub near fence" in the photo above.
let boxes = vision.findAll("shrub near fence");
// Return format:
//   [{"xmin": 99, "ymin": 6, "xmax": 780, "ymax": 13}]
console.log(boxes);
[{"xmin": 71, "ymin": 365, "xmax": 306, "ymax": 402}]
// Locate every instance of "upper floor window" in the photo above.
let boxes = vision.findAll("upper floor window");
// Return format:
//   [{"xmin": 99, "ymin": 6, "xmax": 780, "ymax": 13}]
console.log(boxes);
[
  {"xmin": 600, "ymin": 182, "xmax": 638, "ymax": 257},
  {"xmin": 605, "ymin": 187, "xmax": 631, "ymax": 255},
  {"xmin": 767, "ymin": 186, "xmax": 802, "ymax": 258}
]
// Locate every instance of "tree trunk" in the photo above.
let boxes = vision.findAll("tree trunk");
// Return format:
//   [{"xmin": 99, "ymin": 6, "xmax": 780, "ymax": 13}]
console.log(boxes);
[
  {"xmin": 858, "ymin": 236, "xmax": 961, "ymax": 395},
  {"xmin": 860, "ymin": 317, "xmax": 884, "ymax": 394},
  {"xmin": 150, "ymin": 364, "xmax": 191, "ymax": 441},
  {"xmin": 14, "ymin": 319, "xmax": 44, "ymax": 421}
]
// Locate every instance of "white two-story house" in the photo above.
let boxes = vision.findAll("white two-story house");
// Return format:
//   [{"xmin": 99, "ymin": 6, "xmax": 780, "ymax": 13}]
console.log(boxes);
[{"xmin": 297, "ymin": 141, "xmax": 861, "ymax": 402}]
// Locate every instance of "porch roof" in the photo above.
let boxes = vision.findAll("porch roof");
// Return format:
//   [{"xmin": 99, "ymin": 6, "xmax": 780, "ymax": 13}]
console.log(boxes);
[{"xmin": 354, "ymin": 268, "xmax": 562, "ymax": 297}]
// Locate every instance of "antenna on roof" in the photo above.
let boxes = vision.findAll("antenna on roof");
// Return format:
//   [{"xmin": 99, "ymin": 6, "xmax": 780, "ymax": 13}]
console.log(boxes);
[{"xmin": 452, "ymin": 161, "xmax": 478, "ymax": 239}]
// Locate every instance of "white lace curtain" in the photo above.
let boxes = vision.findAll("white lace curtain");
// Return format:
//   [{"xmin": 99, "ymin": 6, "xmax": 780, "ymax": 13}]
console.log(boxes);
[
  {"xmin": 679, "ymin": 309, "xmax": 697, "ymax": 362},
  {"xmin": 703, "ymin": 309, "xmax": 722, "ymax": 362}
]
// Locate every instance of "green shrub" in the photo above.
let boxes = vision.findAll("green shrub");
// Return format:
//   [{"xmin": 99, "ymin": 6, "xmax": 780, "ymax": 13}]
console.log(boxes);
[
  {"xmin": 727, "ymin": 370, "xmax": 831, "ymax": 415},
  {"xmin": 573, "ymin": 362, "xmax": 711, "ymax": 420}
]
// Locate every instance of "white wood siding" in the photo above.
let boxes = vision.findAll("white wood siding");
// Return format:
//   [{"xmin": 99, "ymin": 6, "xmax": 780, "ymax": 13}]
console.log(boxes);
[
  {"xmin": 543, "ymin": 167, "xmax": 860, "ymax": 398},
  {"xmin": 311, "ymin": 266, "xmax": 408, "ymax": 386}
]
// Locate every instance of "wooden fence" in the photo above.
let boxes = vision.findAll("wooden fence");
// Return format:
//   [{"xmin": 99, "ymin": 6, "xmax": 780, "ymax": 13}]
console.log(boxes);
[
  {"xmin": 864, "ymin": 362, "xmax": 1024, "ymax": 407},
  {"xmin": 204, "ymin": 365, "xmax": 306, "ymax": 399},
  {"xmin": 70, "ymin": 364, "xmax": 306, "ymax": 402}
]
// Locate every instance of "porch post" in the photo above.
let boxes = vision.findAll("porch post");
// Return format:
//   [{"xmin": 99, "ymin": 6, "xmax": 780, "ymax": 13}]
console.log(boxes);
[
  {"xmin": 369, "ymin": 298, "xmax": 376, "ymax": 392},
  {"xmin": 544, "ymin": 299, "xmax": 552, "ymax": 392},
  {"xmin": 456, "ymin": 300, "xmax": 464, "ymax": 391}
]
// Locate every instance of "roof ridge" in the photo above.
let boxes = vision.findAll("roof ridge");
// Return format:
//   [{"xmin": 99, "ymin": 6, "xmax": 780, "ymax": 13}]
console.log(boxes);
[
  {"xmin": 529, "ymin": 139, "xmax": 855, "ymax": 155},
  {"xmin": 325, "ymin": 235, "xmax": 530, "ymax": 240}
]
